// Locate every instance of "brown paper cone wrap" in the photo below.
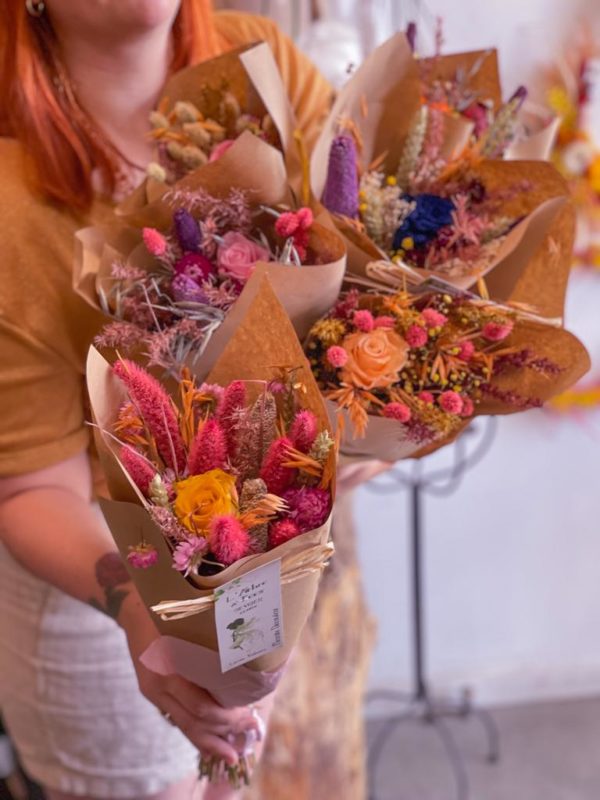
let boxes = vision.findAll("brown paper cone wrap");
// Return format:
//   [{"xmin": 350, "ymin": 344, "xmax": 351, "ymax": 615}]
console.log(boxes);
[
  {"xmin": 87, "ymin": 277, "xmax": 336, "ymax": 672},
  {"xmin": 148, "ymin": 42, "xmax": 302, "ymax": 197}
]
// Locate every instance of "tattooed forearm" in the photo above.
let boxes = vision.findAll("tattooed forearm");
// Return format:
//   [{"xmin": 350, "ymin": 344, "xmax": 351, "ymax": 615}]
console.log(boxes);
[{"xmin": 89, "ymin": 552, "xmax": 131, "ymax": 620}]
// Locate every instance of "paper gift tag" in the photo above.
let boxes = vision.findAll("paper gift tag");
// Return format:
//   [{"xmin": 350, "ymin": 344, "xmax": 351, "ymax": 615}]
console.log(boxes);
[{"xmin": 214, "ymin": 560, "xmax": 284, "ymax": 673}]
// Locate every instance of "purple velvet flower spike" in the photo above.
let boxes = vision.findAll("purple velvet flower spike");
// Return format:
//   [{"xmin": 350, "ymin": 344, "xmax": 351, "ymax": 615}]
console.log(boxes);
[
  {"xmin": 321, "ymin": 134, "xmax": 360, "ymax": 219},
  {"xmin": 173, "ymin": 208, "xmax": 202, "ymax": 252}
]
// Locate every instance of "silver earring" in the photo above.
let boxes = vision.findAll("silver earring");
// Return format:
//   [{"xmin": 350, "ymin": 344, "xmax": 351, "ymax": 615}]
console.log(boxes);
[{"xmin": 26, "ymin": 0, "xmax": 46, "ymax": 17}]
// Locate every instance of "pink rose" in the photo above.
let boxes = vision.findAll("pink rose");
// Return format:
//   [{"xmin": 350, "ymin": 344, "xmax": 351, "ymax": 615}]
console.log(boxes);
[
  {"xmin": 209, "ymin": 139, "xmax": 236, "ymax": 162},
  {"xmin": 217, "ymin": 232, "xmax": 271, "ymax": 283}
]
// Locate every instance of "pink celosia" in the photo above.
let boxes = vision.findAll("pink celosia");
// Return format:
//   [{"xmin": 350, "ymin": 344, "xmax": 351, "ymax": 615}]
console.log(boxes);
[
  {"xmin": 439, "ymin": 390, "xmax": 464, "ymax": 415},
  {"xmin": 218, "ymin": 380, "xmax": 247, "ymax": 458},
  {"xmin": 353, "ymin": 309, "xmax": 375, "ymax": 332},
  {"xmin": 282, "ymin": 487, "xmax": 331, "ymax": 532},
  {"xmin": 374, "ymin": 316, "xmax": 395, "ymax": 329},
  {"xmin": 418, "ymin": 391, "xmax": 434, "ymax": 405},
  {"xmin": 382, "ymin": 402, "xmax": 412, "ymax": 423},
  {"xmin": 142, "ymin": 227, "xmax": 168, "ymax": 257},
  {"xmin": 187, "ymin": 419, "xmax": 227, "ymax": 475},
  {"xmin": 275, "ymin": 212, "xmax": 300, "ymax": 238},
  {"xmin": 113, "ymin": 360, "xmax": 186, "ymax": 473},
  {"xmin": 461, "ymin": 397, "xmax": 475, "ymax": 417},
  {"xmin": 172, "ymin": 536, "xmax": 208, "ymax": 574},
  {"xmin": 259, "ymin": 436, "xmax": 297, "ymax": 494},
  {"xmin": 421, "ymin": 308, "xmax": 448, "ymax": 329},
  {"xmin": 120, "ymin": 446, "xmax": 155, "ymax": 496},
  {"xmin": 406, "ymin": 324, "xmax": 428, "ymax": 348},
  {"xmin": 482, "ymin": 320, "xmax": 514, "ymax": 342},
  {"xmin": 269, "ymin": 519, "xmax": 301, "ymax": 548},
  {"xmin": 209, "ymin": 515, "xmax": 251, "ymax": 566},
  {"xmin": 457, "ymin": 341, "xmax": 475, "ymax": 361},
  {"xmin": 127, "ymin": 544, "xmax": 159, "ymax": 570},
  {"xmin": 326, "ymin": 345, "xmax": 349, "ymax": 368},
  {"xmin": 289, "ymin": 410, "xmax": 318, "ymax": 454}
]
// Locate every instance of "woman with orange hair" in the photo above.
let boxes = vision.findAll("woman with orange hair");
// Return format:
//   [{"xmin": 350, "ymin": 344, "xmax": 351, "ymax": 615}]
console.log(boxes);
[{"xmin": 0, "ymin": 2, "xmax": 340, "ymax": 799}]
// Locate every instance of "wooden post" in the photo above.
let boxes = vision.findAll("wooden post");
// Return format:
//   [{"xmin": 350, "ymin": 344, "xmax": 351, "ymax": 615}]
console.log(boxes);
[{"xmin": 244, "ymin": 493, "xmax": 375, "ymax": 799}]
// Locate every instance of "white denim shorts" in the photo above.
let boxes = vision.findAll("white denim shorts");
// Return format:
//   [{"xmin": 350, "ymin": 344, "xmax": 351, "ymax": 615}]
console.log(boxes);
[{"xmin": 0, "ymin": 541, "xmax": 198, "ymax": 798}]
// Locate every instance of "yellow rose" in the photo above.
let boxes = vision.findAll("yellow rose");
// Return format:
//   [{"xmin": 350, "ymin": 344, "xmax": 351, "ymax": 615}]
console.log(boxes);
[
  {"xmin": 174, "ymin": 469, "xmax": 238, "ymax": 534},
  {"xmin": 340, "ymin": 328, "xmax": 408, "ymax": 390}
]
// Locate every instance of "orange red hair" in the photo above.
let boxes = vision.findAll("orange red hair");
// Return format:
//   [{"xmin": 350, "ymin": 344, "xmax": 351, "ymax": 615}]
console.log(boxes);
[{"xmin": 0, "ymin": 0, "xmax": 222, "ymax": 211}]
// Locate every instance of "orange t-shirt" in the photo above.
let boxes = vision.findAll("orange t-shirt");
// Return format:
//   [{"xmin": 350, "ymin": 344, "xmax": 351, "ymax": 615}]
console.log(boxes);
[{"xmin": 0, "ymin": 11, "xmax": 332, "ymax": 477}]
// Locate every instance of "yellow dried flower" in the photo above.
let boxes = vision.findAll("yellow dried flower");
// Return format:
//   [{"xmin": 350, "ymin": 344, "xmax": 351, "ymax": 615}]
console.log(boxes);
[{"xmin": 310, "ymin": 318, "xmax": 347, "ymax": 346}]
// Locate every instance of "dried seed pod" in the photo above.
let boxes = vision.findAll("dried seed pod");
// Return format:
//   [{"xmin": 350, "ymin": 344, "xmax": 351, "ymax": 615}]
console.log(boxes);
[
  {"xmin": 173, "ymin": 101, "xmax": 201, "ymax": 123},
  {"xmin": 149, "ymin": 110, "xmax": 170, "ymax": 129},
  {"xmin": 179, "ymin": 145, "xmax": 208, "ymax": 169},
  {"xmin": 146, "ymin": 162, "xmax": 167, "ymax": 182},
  {"xmin": 183, "ymin": 122, "xmax": 212, "ymax": 149}
]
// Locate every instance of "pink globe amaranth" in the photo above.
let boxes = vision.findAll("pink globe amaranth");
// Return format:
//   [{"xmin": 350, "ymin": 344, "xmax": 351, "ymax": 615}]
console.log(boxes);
[
  {"xmin": 268, "ymin": 519, "xmax": 301, "ymax": 548},
  {"xmin": 326, "ymin": 345, "xmax": 349, "ymax": 368},
  {"xmin": 418, "ymin": 391, "xmax": 434, "ymax": 405},
  {"xmin": 482, "ymin": 320, "xmax": 514, "ymax": 342},
  {"xmin": 353, "ymin": 309, "xmax": 375, "ymax": 332},
  {"xmin": 438, "ymin": 390, "xmax": 464, "ymax": 415},
  {"xmin": 127, "ymin": 545, "xmax": 159, "ymax": 570},
  {"xmin": 382, "ymin": 402, "xmax": 412, "ymax": 423},
  {"xmin": 457, "ymin": 341, "xmax": 475, "ymax": 361},
  {"xmin": 174, "ymin": 252, "xmax": 215, "ymax": 282},
  {"xmin": 461, "ymin": 397, "xmax": 475, "ymax": 418},
  {"xmin": 406, "ymin": 324, "xmax": 428, "ymax": 348},
  {"xmin": 282, "ymin": 487, "xmax": 331, "ymax": 532},
  {"xmin": 421, "ymin": 308, "xmax": 448, "ymax": 329}
]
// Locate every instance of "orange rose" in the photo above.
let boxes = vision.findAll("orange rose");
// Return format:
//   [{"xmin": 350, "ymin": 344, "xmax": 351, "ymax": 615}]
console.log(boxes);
[{"xmin": 340, "ymin": 328, "xmax": 408, "ymax": 390}]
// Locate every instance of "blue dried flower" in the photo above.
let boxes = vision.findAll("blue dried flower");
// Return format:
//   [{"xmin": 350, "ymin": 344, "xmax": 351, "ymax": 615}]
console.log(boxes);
[
  {"xmin": 321, "ymin": 134, "xmax": 359, "ymax": 219},
  {"xmin": 392, "ymin": 193, "xmax": 455, "ymax": 249},
  {"xmin": 173, "ymin": 208, "xmax": 201, "ymax": 252}
]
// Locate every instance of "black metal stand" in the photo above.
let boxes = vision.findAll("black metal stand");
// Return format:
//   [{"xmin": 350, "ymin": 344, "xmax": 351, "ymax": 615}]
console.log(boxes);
[{"xmin": 366, "ymin": 418, "xmax": 501, "ymax": 800}]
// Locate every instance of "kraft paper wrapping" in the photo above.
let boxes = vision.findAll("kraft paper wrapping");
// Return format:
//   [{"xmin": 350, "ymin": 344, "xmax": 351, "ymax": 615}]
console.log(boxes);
[
  {"xmin": 74, "ymin": 134, "xmax": 347, "ymax": 378},
  {"xmin": 148, "ymin": 41, "xmax": 301, "ymax": 197},
  {"xmin": 87, "ymin": 278, "xmax": 336, "ymax": 683}
]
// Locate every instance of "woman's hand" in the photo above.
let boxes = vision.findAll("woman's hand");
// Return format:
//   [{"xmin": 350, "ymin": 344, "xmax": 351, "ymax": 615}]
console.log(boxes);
[
  {"xmin": 336, "ymin": 457, "xmax": 394, "ymax": 494},
  {"xmin": 120, "ymin": 590, "xmax": 259, "ymax": 765}
]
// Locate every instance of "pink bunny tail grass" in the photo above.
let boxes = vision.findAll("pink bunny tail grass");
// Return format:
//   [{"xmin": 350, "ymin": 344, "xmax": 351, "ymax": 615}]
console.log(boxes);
[
  {"xmin": 268, "ymin": 519, "xmax": 301, "ymax": 548},
  {"xmin": 218, "ymin": 380, "xmax": 247, "ymax": 458},
  {"xmin": 259, "ymin": 437, "xmax": 297, "ymax": 495},
  {"xmin": 209, "ymin": 515, "xmax": 251, "ymax": 566},
  {"xmin": 187, "ymin": 419, "xmax": 227, "ymax": 475},
  {"xmin": 288, "ymin": 410, "xmax": 318, "ymax": 454},
  {"xmin": 113, "ymin": 360, "xmax": 186, "ymax": 474},
  {"xmin": 119, "ymin": 445, "xmax": 156, "ymax": 496}
]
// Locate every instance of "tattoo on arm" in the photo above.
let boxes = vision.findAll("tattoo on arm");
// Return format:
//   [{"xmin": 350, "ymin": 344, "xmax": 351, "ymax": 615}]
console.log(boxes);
[{"xmin": 89, "ymin": 552, "xmax": 131, "ymax": 620}]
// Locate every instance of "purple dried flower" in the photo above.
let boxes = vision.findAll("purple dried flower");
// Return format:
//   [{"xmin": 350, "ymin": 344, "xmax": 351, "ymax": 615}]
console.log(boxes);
[
  {"xmin": 509, "ymin": 85, "xmax": 528, "ymax": 109},
  {"xmin": 406, "ymin": 21, "xmax": 417, "ymax": 52},
  {"xmin": 321, "ymin": 134, "xmax": 360, "ymax": 219},
  {"xmin": 171, "ymin": 273, "xmax": 208, "ymax": 303},
  {"xmin": 281, "ymin": 487, "xmax": 331, "ymax": 532},
  {"xmin": 173, "ymin": 208, "xmax": 201, "ymax": 252}
]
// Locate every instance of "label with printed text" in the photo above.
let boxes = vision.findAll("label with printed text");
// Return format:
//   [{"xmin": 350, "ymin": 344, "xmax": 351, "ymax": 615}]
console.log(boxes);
[{"xmin": 214, "ymin": 560, "xmax": 284, "ymax": 672}]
